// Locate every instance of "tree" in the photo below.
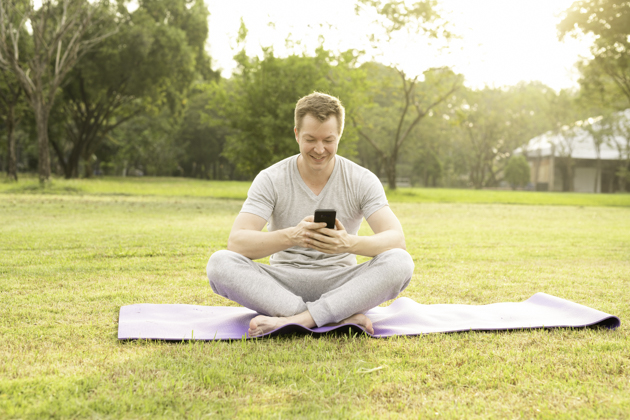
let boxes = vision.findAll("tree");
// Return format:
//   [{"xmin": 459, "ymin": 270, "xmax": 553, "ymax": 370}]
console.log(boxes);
[
  {"xmin": 544, "ymin": 89, "xmax": 589, "ymax": 192},
  {"xmin": 353, "ymin": 0, "xmax": 461, "ymax": 189},
  {"xmin": 221, "ymin": 38, "xmax": 365, "ymax": 178},
  {"xmin": 51, "ymin": 0, "xmax": 211, "ymax": 178},
  {"xmin": 0, "ymin": 65, "xmax": 24, "ymax": 180},
  {"xmin": 591, "ymin": 110, "xmax": 630, "ymax": 192},
  {"xmin": 355, "ymin": 64, "xmax": 460, "ymax": 189},
  {"xmin": 447, "ymin": 82, "xmax": 557, "ymax": 190},
  {"xmin": 558, "ymin": 0, "xmax": 630, "ymax": 107},
  {"xmin": 610, "ymin": 111, "xmax": 630, "ymax": 192},
  {"xmin": 0, "ymin": 0, "xmax": 114, "ymax": 183},
  {"xmin": 0, "ymin": 4, "xmax": 30, "ymax": 181},
  {"xmin": 105, "ymin": 106, "xmax": 184, "ymax": 177},
  {"xmin": 175, "ymin": 81, "xmax": 233, "ymax": 179},
  {"xmin": 504, "ymin": 155, "xmax": 530, "ymax": 190},
  {"xmin": 583, "ymin": 112, "xmax": 616, "ymax": 193}
]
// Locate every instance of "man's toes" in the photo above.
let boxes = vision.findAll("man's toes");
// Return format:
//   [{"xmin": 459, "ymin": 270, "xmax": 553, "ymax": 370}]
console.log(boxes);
[{"xmin": 248, "ymin": 328, "xmax": 262, "ymax": 338}]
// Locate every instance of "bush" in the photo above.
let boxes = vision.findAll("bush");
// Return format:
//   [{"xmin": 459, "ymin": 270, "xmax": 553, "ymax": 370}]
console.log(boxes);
[{"xmin": 504, "ymin": 155, "xmax": 531, "ymax": 190}]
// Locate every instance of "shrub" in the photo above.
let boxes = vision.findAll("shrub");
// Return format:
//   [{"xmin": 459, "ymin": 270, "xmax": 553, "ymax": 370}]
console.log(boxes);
[{"xmin": 504, "ymin": 155, "xmax": 531, "ymax": 190}]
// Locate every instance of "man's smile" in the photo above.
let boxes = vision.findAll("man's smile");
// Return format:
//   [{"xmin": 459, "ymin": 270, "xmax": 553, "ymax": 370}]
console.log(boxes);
[{"xmin": 310, "ymin": 155, "xmax": 327, "ymax": 162}]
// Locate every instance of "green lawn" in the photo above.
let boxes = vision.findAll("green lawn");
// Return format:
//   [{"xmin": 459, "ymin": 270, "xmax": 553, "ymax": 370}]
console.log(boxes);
[
  {"xmin": 3, "ymin": 175, "xmax": 630, "ymax": 207},
  {"xmin": 1, "ymin": 177, "xmax": 629, "ymax": 418}
]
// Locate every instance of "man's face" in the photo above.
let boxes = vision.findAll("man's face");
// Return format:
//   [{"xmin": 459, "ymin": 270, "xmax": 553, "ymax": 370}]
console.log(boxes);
[{"xmin": 294, "ymin": 114, "xmax": 340, "ymax": 174}]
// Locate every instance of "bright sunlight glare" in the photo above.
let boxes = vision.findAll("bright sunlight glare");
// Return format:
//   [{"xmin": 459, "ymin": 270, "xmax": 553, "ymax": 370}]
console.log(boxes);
[{"xmin": 205, "ymin": 0, "xmax": 593, "ymax": 91}]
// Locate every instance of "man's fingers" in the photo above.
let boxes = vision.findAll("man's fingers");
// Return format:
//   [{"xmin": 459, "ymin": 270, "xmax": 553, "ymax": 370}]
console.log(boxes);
[
  {"xmin": 335, "ymin": 218, "xmax": 345, "ymax": 230},
  {"xmin": 309, "ymin": 241, "xmax": 335, "ymax": 254},
  {"xmin": 309, "ymin": 222, "xmax": 328, "ymax": 229},
  {"xmin": 309, "ymin": 232, "xmax": 341, "ymax": 251}
]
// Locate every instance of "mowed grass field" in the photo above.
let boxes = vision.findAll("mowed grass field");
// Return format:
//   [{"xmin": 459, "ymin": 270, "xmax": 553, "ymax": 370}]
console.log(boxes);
[{"xmin": 1, "ymin": 176, "xmax": 629, "ymax": 419}]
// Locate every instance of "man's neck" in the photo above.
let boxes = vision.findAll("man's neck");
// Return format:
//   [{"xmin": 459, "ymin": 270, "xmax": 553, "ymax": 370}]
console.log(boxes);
[{"xmin": 296, "ymin": 155, "xmax": 336, "ymax": 189}]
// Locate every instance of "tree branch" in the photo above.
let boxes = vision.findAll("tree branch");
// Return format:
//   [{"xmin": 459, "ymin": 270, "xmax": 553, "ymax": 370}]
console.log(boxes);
[{"xmin": 351, "ymin": 116, "xmax": 385, "ymax": 157}]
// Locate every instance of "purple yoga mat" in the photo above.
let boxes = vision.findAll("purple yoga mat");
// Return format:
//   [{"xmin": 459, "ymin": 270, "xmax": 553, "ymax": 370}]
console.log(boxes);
[{"xmin": 117, "ymin": 293, "xmax": 620, "ymax": 341}]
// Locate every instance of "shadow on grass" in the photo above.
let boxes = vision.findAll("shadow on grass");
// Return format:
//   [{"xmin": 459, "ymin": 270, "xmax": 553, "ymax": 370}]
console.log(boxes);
[{"xmin": 3, "ymin": 183, "xmax": 84, "ymax": 195}]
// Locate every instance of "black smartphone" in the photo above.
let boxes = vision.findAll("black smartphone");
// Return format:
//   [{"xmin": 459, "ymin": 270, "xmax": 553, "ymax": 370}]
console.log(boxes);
[{"xmin": 314, "ymin": 209, "xmax": 336, "ymax": 229}]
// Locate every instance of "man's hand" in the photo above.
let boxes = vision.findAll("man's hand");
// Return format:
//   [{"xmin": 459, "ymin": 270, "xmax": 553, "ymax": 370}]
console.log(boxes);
[
  {"xmin": 289, "ymin": 216, "xmax": 328, "ymax": 248},
  {"xmin": 304, "ymin": 218, "xmax": 356, "ymax": 254}
]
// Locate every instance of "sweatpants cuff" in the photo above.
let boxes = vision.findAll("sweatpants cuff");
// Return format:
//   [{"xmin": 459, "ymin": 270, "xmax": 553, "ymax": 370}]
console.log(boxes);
[{"xmin": 306, "ymin": 300, "xmax": 336, "ymax": 327}]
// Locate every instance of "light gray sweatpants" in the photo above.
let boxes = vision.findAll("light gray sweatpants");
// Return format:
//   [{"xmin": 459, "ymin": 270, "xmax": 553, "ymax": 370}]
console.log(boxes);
[{"xmin": 206, "ymin": 248, "xmax": 414, "ymax": 327}]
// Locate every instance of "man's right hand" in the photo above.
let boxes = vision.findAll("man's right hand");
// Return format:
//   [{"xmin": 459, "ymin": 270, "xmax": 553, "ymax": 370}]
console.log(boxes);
[
  {"xmin": 228, "ymin": 213, "xmax": 328, "ymax": 259},
  {"xmin": 288, "ymin": 216, "xmax": 328, "ymax": 248}
]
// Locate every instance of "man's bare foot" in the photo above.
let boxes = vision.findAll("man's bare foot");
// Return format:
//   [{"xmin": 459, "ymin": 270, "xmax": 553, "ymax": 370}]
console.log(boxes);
[
  {"xmin": 248, "ymin": 315, "xmax": 287, "ymax": 337},
  {"xmin": 332, "ymin": 313, "xmax": 374, "ymax": 335},
  {"xmin": 248, "ymin": 310, "xmax": 316, "ymax": 338}
]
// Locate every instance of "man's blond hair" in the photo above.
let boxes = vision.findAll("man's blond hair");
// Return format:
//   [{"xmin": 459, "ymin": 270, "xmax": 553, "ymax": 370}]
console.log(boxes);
[{"xmin": 294, "ymin": 92, "xmax": 345, "ymax": 135}]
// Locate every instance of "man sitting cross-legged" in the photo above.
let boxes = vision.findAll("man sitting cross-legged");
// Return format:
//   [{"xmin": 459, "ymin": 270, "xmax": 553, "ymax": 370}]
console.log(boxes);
[{"xmin": 206, "ymin": 92, "xmax": 414, "ymax": 337}]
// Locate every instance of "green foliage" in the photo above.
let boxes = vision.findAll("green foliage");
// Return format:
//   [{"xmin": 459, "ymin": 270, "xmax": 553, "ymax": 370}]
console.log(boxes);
[
  {"xmin": 355, "ymin": 0, "xmax": 454, "ymax": 45},
  {"xmin": 0, "ymin": 66, "xmax": 28, "ymax": 180},
  {"xmin": 504, "ymin": 155, "xmax": 531, "ymax": 189},
  {"xmin": 354, "ymin": 63, "xmax": 462, "ymax": 188},
  {"xmin": 174, "ymin": 82, "xmax": 235, "ymax": 179},
  {"xmin": 0, "ymin": 0, "xmax": 117, "ymax": 183},
  {"xmin": 352, "ymin": 0, "xmax": 459, "ymax": 190},
  {"xmin": 54, "ymin": 0, "xmax": 212, "ymax": 178},
  {"xmin": 412, "ymin": 149, "xmax": 442, "ymax": 187},
  {"xmin": 221, "ymin": 46, "xmax": 365, "ymax": 178},
  {"xmin": 357, "ymin": 0, "xmax": 442, "ymax": 35},
  {"xmin": 558, "ymin": 0, "xmax": 630, "ymax": 106},
  {"xmin": 449, "ymin": 83, "xmax": 555, "ymax": 189},
  {"xmin": 106, "ymin": 108, "xmax": 184, "ymax": 176}
]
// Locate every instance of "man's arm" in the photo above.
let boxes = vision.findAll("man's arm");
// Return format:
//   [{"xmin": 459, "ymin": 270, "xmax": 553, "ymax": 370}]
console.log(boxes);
[
  {"xmin": 304, "ymin": 206, "xmax": 406, "ymax": 257},
  {"xmin": 227, "ymin": 212, "xmax": 327, "ymax": 260},
  {"xmin": 353, "ymin": 206, "xmax": 407, "ymax": 256}
]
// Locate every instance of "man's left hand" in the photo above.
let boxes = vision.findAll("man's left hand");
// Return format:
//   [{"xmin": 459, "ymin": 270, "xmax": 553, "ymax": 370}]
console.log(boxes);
[{"xmin": 305, "ymin": 219, "xmax": 356, "ymax": 254}]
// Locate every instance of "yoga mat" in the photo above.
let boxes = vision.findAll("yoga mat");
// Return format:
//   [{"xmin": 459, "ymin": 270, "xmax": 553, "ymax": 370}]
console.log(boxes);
[{"xmin": 117, "ymin": 293, "xmax": 620, "ymax": 341}]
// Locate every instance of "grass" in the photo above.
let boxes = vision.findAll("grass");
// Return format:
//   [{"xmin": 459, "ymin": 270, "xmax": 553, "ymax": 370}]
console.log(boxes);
[
  {"xmin": 1, "ymin": 176, "xmax": 629, "ymax": 418},
  {"xmin": 2, "ymin": 174, "xmax": 630, "ymax": 207},
  {"xmin": 0, "ymin": 175, "xmax": 252, "ymax": 200}
]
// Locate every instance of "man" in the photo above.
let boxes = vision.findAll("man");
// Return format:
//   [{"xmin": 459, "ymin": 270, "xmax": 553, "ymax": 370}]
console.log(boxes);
[{"xmin": 207, "ymin": 92, "xmax": 414, "ymax": 337}]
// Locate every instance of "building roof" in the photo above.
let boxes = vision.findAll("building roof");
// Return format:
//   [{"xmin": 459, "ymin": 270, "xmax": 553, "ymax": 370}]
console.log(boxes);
[{"xmin": 515, "ymin": 109, "xmax": 629, "ymax": 161}]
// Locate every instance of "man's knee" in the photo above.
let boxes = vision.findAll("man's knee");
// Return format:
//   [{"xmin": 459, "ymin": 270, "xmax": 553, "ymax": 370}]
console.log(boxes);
[
  {"xmin": 206, "ymin": 250, "xmax": 242, "ymax": 293},
  {"xmin": 378, "ymin": 248, "xmax": 414, "ymax": 290}
]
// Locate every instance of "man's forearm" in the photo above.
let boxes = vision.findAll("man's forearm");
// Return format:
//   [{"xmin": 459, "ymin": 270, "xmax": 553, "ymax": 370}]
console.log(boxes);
[
  {"xmin": 349, "ymin": 229, "xmax": 406, "ymax": 258},
  {"xmin": 227, "ymin": 229, "xmax": 293, "ymax": 260}
]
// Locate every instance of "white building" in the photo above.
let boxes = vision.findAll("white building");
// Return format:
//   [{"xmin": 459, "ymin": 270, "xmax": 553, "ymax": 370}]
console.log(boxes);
[{"xmin": 515, "ymin": 110, "xmax": 629, "ymax": 193}]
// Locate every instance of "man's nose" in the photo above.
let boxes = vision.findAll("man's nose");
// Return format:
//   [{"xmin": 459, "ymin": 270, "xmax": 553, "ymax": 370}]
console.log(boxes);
[{"xmin": 314, "ymin": 142, "xmax": 325, "ymax": 154}]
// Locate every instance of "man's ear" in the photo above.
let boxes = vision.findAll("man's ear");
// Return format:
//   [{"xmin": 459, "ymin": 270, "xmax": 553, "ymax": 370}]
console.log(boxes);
[{"xmin": 294, "ymin": 126, "xmax": 299, "ymax": 141}]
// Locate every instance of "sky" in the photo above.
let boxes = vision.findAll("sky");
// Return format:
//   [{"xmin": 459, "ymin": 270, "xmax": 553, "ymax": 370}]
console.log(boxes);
[{"xmin": 204, "ymin": 0, "xmax": 594, "ymax": 91}]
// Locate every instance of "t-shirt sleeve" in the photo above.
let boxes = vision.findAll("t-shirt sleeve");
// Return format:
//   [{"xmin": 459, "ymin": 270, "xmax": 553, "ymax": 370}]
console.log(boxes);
[
  {"xmin": 240, "ymin": 172, "xmax": 276, "ymax": 221},
  {"xmin": 360, "ymin": 170, "xmax": 388, "ymax": 220}
]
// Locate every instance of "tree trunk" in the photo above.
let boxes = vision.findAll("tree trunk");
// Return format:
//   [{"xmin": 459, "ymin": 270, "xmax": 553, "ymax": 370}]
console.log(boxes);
[
  {"xmin": 68, "ymin": 146, "xmax": 83, "ymax": 178},
  {"xmin": 595, "ymin": 156, "xmax": 601, "ymax": 193},
  {"xmin": 50, "ymin": 143, "xmax": 65, "ymax": 178},
  {"xmin": 34, "ymin": 101, "xmax": 51, "ymax": 184},
  {"xmin": 6, "ymin": 106, "xmax": 18, "ymax": 181},
  {"xmin": 568, "ymin": 158, "xmax": 575, "ymax": 192},
  {"xmin": 471, "ymin": 157, "xmax": 485, "ymax": 189},
  {"xmin": 83, "ymin": 157, "xmax": 93, "ymax": 178},
  {"xmin": 385, "ymin": 156, "xmax": 397, "ymax": 190}
]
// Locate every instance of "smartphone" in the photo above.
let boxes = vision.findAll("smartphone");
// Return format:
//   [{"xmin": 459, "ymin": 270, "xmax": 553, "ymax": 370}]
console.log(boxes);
[{"xmin": 314, "ymin": 209, "xmax": 336, "ymax": 229}]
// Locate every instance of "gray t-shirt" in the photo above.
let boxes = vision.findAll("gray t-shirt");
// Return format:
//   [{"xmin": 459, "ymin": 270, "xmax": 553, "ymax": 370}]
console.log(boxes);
[{"xmin": 240, "ymin": 154, "xmax": 388, "ymax": 268}]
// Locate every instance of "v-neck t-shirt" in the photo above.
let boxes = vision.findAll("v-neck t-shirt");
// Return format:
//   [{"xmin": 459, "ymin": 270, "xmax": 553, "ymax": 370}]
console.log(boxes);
[{"xmin": 240, "ymin": 154, "xmax": 388, "ymax": 268}]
